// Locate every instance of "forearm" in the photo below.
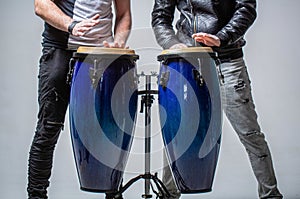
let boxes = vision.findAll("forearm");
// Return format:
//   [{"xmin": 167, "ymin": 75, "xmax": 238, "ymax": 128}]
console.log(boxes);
[
  {"xmin": 110, "ymin": 0, "xmax": 132, "ymax": 47},
  {"xmin": 151, "ymin": 0, "xmax": 181, "ymax": 49},
  {"xmin": 216, "ymin": 0, "xmax": 257, "ymax": 46},
  {"xmin": 114, "ymin": 12, "xmax": 131, "ymax": 45},
  {"xmin": 34, "ymin": 0, "xmax": 72, "ymax": 33}
]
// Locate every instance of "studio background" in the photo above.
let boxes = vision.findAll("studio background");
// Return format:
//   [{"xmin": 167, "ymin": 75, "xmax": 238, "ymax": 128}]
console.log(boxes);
[{"xmin": 0, "ymin": 0, "xmax": 299, "ymax": 198}]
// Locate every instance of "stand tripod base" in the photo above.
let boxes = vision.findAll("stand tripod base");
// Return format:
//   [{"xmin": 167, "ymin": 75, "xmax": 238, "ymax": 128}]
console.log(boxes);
[{"xmin": 107, "ymin": 173, "xmax": 170, "ymax": 199}]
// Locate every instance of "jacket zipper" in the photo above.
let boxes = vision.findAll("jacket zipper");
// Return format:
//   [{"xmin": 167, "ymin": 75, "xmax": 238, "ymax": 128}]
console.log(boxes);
[
  {"xmin": 194, "ymin": 16, "xmax": 198, "ymax": 46},
  {"xmin": 188, "ymin": 0, "xmax": 198, "ymax": 46}
]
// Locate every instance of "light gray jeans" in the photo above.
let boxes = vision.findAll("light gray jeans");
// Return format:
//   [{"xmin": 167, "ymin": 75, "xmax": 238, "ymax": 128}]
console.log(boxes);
[{"xmin": 162, "ymin": 57, "xmax": 283, "ymax": 199}]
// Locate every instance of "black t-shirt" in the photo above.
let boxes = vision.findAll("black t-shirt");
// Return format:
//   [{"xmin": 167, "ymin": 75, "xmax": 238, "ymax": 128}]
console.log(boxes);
[
  {"xmin": 41, "ymin": 0, "xmax": 113, "ymax": 49},
  {"xmin": 42, "ymin": 0, "xmax": 75, "ymax": 49}
]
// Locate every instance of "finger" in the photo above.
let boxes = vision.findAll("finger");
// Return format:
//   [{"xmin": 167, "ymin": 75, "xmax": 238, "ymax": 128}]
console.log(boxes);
[
  {"xmin": 78, "ymin": 26, "xmax": 93, "ymax": 31},
  {"xmin": 76, "ymin": 30, "xmax": 89, "ymax": 36},
  {"xmin": 203, "ymin": 36, "xmax": 220, "ymax": 46},
  {"xmin": 113, "ymin": 42, "xmax": 119, "ymax": 48},
  {"xmin": 77, "ymin": 18, "xmax": 99, "ymax": 28},
  {"xmin": 192, "ymin": 32, "xmax": 206, "ymax": 38},
  {"xmin": 118, "ymin": 41, "xmax": 125, "ymax": 48},
  {"xmin": 203, "ymin": 38, "xmax": 219, "ymax": 47},
  {"xmin": 73, "ymin": 28, "xmax": 89, "ymax": 36},
  {"xmin": 194, "ymin": 35, "xmax": 220, "ymax": 46},
  {"xmin": 208, "ymin": 34, "xmax": 219, "ymax": 40},
  {"xmin": 201, "ymin": 33, "xmax": 219, "ymax": 41},
  {"xmin": 197, "ymin": 37, "xmax": 214, "ymax": 46},
  {"xmin": 75, "ymin": 28, "xmax": 92, "ymax": 36},
  {"xmin": 73, "ymin": 31, "xmax": 85, "ymax": 37},
  {"xmin": 88, "ymin": 15, "xmax": 100, "ymax": 26},
  {"xmin": 89, "ymin": 19, "xmax": 100, "ymax": 25},
  {"xmin": 91, "ymin": 14, "xmax": 100, "ymax": 20},
  {"xmin": 193, "ymin": 36, "xmax": 205, "ymax": 43},
  {"xmin": 103, "ymin": 41, "xmax": 110, "ymax": 48},
  {"xmin": 81, "ymin": 18, "xmax": 100, "ymax": 26},
  {"xmin": 80, "ymin": 22, "xmax": 98, "ymax": 28}
]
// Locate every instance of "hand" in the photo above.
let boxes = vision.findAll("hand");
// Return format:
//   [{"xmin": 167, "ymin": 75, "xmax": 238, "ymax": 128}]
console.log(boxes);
[
  {"xmin": 103, "ymin": 40, "xmax": 128, "ymax": 48},
  {"xmin": 72, "ymin": 14, "xmax": 100, "ymax": 36},
  {"xmin": 192, "ymin": 33, "xmax": 221, "ymax": 47},
  {"xmin": 170, "ymin": 43, "xmax": 188, "ymax": 49}
]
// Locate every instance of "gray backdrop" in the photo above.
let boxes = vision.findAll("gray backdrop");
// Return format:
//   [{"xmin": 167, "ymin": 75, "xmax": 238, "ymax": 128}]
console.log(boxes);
[{"xmin": 1, "ymin": 0, "xmax": 299, "ymax": 198}]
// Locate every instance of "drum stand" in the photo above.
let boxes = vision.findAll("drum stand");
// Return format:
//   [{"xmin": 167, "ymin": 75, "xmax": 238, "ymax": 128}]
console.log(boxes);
[{"xmin": 108, "ymin": 73, "xmax": 170, "ymax": 199}]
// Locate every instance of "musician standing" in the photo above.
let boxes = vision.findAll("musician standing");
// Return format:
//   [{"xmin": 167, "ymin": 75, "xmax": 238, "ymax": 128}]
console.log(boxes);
[
  {"xmin": 27, "ymin": 0, "xmax": 131, "ymax": 198},
  {"xmin": 151, "ymin": 0, "xmax": 283, "ymax": 198}
]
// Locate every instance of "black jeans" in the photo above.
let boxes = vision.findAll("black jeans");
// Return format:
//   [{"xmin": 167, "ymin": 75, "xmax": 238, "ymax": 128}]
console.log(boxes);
[{"xmin": 27, "ymin": 47, "xmax": 73, "ymax": 199}]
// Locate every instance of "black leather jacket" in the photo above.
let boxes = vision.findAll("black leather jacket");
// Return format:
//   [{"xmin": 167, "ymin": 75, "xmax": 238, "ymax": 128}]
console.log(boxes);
[{"xmin": 151, "ymin": 0, "xmax": 257, "ymax": 61}]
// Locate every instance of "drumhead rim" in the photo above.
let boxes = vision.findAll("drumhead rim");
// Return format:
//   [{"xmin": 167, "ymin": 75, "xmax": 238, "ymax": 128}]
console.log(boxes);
[
  {"xmin": 161, "ymin": 47, "xmax": 213, "ymax": 55},
  {"xmin": 76, "ymin": 46, "xmax": 136, "ymax": 55},
  {"xmin": 157, "ymin": 47, "xmax": 217, "ymax": 61}
]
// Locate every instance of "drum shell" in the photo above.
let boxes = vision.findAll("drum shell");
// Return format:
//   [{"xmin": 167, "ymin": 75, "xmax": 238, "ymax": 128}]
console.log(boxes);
[
  {"xmin": 158, "ymin": 51, "xmax": 222, "ymax": 193},
  {"xmin": 69, "ymin": 53, "xmax": 138, "ymax": 192}
]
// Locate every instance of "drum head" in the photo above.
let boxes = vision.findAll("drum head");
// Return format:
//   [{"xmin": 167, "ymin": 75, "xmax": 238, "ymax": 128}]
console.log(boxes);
[
  {"xmin": 161, "ymin": 47, "xmax": 213, "ymax": 55},
  {"xmin": 74, "ymin": 46, "xmax": 139, "ymax": 60},
  {"xmin": 158, "ymin": 47, "xmax": 216, "ymax": 61},
  {"xmin": 77, "ymin": 46, "xmax": 136, "ymax": 55}
]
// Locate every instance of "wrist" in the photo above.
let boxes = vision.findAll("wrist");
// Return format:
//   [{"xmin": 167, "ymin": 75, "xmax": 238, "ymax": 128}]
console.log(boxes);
[{"xmin": 68, "ymin": 20, "xmax": 79, "ymax": 35}]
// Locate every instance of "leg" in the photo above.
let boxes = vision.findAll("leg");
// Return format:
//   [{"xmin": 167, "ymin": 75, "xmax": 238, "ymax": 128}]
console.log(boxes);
[
  {"xmin": 27, "ymin": 47, "xmax": 73, "ymax": 199},
  {"xmin": 220, "ymin": 58, "xmax": 283, "ymax": 199}
]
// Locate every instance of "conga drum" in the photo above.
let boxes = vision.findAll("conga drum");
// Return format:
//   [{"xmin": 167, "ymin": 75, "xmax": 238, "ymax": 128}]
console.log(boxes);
[
  {"xmin": 69, "ymin": 47, "xmax": 139, "ymax": 192},
  {"xmin": 158, "ymin": 47, "xmax": 222, "ymax": 193}
]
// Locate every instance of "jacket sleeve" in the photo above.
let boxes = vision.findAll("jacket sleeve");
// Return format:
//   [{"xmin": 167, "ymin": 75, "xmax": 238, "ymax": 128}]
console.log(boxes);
[
  {"xmin": 151, "ymin": 0, "xmax": 181, "ymax": 49},
  {"xmin": 216, "ymin": 0, "xmax": 257, "ymax": 47}
]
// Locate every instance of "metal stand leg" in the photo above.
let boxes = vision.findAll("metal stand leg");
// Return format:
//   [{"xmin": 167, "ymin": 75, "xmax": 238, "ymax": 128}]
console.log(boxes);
[{"xmin": 142, "ymin": 75, "xmax": 154, "ymax": 198}]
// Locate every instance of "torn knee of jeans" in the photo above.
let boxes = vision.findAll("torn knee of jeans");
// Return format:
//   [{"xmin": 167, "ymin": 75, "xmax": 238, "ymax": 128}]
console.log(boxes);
[
  {"xmin": 241, "ymin": 98, "xmax": 249, "ymax": 104},
  {"xmin": 234, "ymin": 80, "xmax": 246, "ymax": 91},
  {"xmin": 247, "ymin": 148, "xmax": 268, "ymax": 159},
  {"xmin": 244, "ymin": 130, "xmax": 263, "ymax": 137},
  {"xmin": 240, "ymin": 131, "xmax": 269, "ymax": 158},
  {"xmin": 233, "ymin": 80, "xmax": 250, "ymax": 104}
]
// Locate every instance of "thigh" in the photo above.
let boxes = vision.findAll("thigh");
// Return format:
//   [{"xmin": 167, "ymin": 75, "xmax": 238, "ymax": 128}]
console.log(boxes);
[
  {"xmin": 220, "ymin": 58, "xmax": 272, "ymax": 157},
  {"xmin": 38, "ymin": 47, "xmax": 73, "ymax": 99},
  {"xmin": 220, "ymin": 58, "xmax": 261, "ymax": 134},
  {"xmin": 37, "ymin": 47, "xmax": 73, "ymax": 126}
]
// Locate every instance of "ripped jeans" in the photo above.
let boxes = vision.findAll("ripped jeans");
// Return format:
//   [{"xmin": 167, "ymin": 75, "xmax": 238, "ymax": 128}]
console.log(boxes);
[
  {"xmin": 163, "ymin": 58, "xmax": 283, "ymax": 199},
  {"xmin": 27, "ymin": 47, "xmax": 73, "ymax": 199}
]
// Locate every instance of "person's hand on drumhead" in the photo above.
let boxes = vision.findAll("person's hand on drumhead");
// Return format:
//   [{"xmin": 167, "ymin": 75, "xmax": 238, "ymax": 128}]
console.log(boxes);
[
  {"xmin": 192, "ymin": 32, "xmax": 221, "ymax": 47},
  {"xmin": 71, "ymin": 14, "xmax": 100, "ymax": 36},
  {"xmin": 102, "ymin": 40, "xmax": 128, "ymax": 48},
  {"xmin": 170, "ymin": 43, "xmax": 188, "ymax": 49}
]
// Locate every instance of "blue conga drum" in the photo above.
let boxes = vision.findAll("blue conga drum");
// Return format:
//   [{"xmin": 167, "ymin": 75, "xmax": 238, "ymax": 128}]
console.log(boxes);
[
  {"xmin": 69, "ymin": 47, "xmax": 139, "ymax": 192},
  {"xmin": 158, "ymin": 47, "xmax": 222, "ymax": 193}
]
